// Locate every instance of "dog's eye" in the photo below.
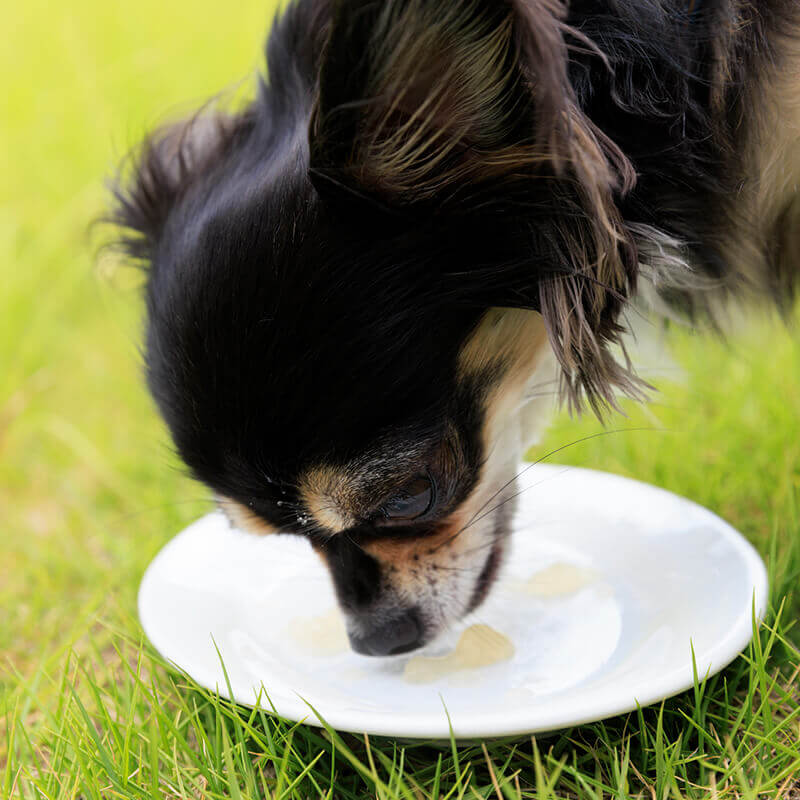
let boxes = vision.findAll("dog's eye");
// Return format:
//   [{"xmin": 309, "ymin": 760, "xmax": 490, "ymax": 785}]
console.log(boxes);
[{"xmin": 379, "ymin": 474, "xmax": 435, "ymax": 522}]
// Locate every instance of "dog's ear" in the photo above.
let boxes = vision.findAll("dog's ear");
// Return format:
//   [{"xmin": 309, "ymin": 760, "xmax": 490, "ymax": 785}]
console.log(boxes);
[
  {"xmin": 109, "ymin": 111, "xmax": 242, "ymax": 263},
  {"xmin": 309, "ymin": 0, "xmax": 551, "ymax": 206},
  {"xmin": 311, "ymin": 0, "xmax": 641, "ymax": 414}
]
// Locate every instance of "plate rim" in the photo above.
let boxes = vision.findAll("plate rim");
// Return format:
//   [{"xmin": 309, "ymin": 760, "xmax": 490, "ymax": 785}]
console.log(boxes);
[{"xmin": 138, "ymin": 464, "xmax": 769, "ymax": 738}]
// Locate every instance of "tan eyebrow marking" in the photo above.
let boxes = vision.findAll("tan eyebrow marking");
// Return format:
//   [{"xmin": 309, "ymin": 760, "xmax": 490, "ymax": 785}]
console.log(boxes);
[
  {"xmin": 217, "ymin": 497, "xmax": 279, "ymax": 536},
  {"xmin": 298, "ymin": 464, "xmax": 356, "ymax": 533}
]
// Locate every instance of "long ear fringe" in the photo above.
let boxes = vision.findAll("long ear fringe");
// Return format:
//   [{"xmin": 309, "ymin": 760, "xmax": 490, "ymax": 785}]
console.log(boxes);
[
  {"xmin": 312, "ymin": 0, "xmax": 636, "ymax": 206},
  {"xmin": 106, "ymin": 128, "xmax": 183, "ymax": 264},
  {"xmin": 532, "ymin": 116, "xmax": 642, "ymax": 416},
  {"xmin": 311, "ymin": 0, "xmax": 531, "ymax": 202},
  {"xmin": 511, "ymin": 0, "xmax": 643, "ymax": 417},
  {"xmin": 512, "ymin": 0, "xmax": 636, "ymax": 192},
  {"xmin": 104, "ymin": 106, "xmax": 244, "ymax": 265},
  {"xmin": 538, "ymin": 251, "xmax": 651, "ymax": 419},
  {"xmin": 540, "ymin": 275, "xmax": 651, "ymax": 418}
]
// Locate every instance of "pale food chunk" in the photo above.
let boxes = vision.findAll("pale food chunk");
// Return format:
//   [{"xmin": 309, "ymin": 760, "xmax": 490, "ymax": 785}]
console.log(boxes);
[
  {"xmin": 523, "ymin": 562, "xmax": 595, "ymax": 597},
  {"xmin": 404, "ymin": 624, "xmax": 514, "ymax": 683}
]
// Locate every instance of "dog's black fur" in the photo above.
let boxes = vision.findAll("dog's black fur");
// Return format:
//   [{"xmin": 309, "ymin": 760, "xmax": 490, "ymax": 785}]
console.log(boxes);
[{"xmin": 111, "ymin": 0, "xmax": 799, "ymax": 654}]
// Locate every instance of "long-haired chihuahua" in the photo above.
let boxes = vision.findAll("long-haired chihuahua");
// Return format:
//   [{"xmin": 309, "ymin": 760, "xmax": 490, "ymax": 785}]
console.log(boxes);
[{"xmin": 110, "ymin": 0, "xmax": 799, "ymax": 655}]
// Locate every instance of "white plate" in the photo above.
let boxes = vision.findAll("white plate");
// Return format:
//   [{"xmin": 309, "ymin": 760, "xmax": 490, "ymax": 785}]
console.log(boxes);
[{"xmin": 139, "ymin": 464, "xmax": 768, "ymax": 738}]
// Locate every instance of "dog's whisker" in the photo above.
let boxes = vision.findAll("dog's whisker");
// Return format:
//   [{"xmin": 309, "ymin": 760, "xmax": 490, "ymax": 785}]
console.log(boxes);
[
  {"xmin": 431, "ymin": 426, "xmax": 665, "ymax": 555},
  {"xmin": 457, "ymin": 468, "xmax": 573, "ymax": 538},
  {"xmin": 431, "ymin": 562, "xmax": 486, "ymax": 575},
  {"xmin": 522, "ymin": 390, "xmax": 561, "ymax": 399}
]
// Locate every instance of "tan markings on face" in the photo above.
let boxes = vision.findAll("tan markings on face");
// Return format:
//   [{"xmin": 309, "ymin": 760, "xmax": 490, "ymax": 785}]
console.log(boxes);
[
  {"xmin": 354, "ymin": 309, "xmax": 552, "ymax": 629},
  {"xmin": 360, "ymin": 511, "xmax": 487, "ymax": 608},
  {"xmin": 362, "ymin": 519, "xmax": 465, "ymax": 568},
  {"xmin": 364, "ymin": 308, "xmax": 553, "ymax": 615},
  {"xmin": 217, "ymin": 497, "xmax": 278, "ymax": 536},
  {"xmin": 298, "ymin": 464, "xmax": 356, "ymax": 533},
  {"xmin": 305, "ymin": 311, "xmax": 555, "ymax": 637},
  {"xmin": 458, "ymin": 308, "xmax": 551, "ymax": 454},
  {"xmin": 458, "ymin": 308, "xmax": 547, "ymax": 382},
  {"xmin": 359, "ymin": 311, "xmax": 552, "ymax": 621}
]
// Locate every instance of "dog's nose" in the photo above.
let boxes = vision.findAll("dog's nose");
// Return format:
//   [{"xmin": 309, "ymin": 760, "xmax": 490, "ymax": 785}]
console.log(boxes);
[{"xmin": 349, "ymin": 608, "xmax": 422, "ymax": 656}]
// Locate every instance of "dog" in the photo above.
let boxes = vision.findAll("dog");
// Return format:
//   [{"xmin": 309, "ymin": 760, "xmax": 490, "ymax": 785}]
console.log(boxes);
[{"xmin": 110, "ymin": 0, "xmax": 800, "ymax": 655}]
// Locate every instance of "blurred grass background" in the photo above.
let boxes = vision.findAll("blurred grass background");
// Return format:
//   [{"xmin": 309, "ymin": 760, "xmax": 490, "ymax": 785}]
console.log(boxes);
[
  {"xmin": 1, "ymin": 0, "xmax": 274, "ymax": 681},
  {"xmin": 2, "ymin": 0, "xmax": 799, "ymax": 796}
]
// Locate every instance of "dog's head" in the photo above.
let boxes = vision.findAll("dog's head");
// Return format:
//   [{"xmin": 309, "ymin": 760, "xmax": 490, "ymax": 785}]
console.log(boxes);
[{"xmin": 111, "ymin": 0, "xmax": 639, "ymax": 654}]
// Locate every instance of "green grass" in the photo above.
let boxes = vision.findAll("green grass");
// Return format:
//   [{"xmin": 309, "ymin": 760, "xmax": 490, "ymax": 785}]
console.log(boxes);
[{"xmin": 2, "ymin": 1, "xmax": 799, "ymax": 797}]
